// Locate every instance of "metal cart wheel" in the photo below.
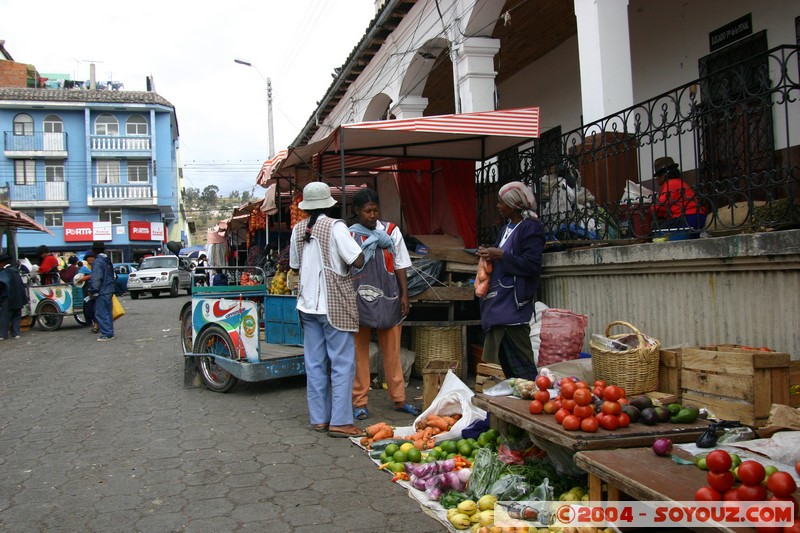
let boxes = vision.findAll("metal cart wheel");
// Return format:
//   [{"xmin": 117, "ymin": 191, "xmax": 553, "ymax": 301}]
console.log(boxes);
[
  {"xmin": 36, "ymin": 301, "xmax": 63, "ymax": 331},
  {"xmin": 179, "ymin": 304, "xmax": 193, "ymax": 355},
  {"xmin": 195, "ymin": 325, "xmax": 239, "ymax": 393}
]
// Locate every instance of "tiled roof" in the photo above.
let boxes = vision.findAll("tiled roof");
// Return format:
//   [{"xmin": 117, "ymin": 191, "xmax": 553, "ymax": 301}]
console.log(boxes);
[{"xmin": 0, "ymin": 88, "xmax": 174, "ymax": 108}]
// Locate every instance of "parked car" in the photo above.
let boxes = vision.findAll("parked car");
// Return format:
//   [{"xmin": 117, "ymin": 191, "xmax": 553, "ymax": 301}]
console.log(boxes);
[
  {"xmin": 127, "ymin": 256, "xmax": 192, "ymax": 299},
  {"xmin": 113, "ymin": 262, "xmax": 139, "ymax": 295}
]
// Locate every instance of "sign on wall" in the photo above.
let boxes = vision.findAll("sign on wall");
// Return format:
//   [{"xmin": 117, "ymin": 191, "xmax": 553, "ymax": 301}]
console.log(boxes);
[
  {"xmin": 709, "ymin": 14, "xmax": 753, "ymax": 52},
  {"xmin": 64, "ymin": 221, "xmax": 113, "ymax": 242},
  {"xmin": 128, "ymin": 221, "xmax": 165, "ymax": 242}
]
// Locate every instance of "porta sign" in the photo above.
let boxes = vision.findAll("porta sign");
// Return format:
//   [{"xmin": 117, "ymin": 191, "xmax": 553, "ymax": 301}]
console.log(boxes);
[
  {"xmin": 129, "ymin": 221, "xmax": 165, "ymax": 242},
  {"xmin": 64, "ymin": 222, "xmax": 113, "ymax": 242}
]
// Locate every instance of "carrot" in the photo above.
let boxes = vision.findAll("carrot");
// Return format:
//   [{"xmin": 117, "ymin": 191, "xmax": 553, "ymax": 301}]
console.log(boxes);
[
  {"xmin": 425, "ymin": 437, "xmax": 436, "ymax": 449},
  {"xmin": 413, "ymin": 439, "xmax": 424, "ymax": 450},
  {"xmin": 360, "ymin": 436, "xmax": 369, "ymax": 447},
  {"xmin": 421, "ymin": 427, "xmax": 434, "ymax": 441},
  {"xmin": 365, "ymin": 422, "xmax": 388, "ymax": 438},
  {"xmin": 425, "ymin": 418, "xmax": 449, "ymax": 432},
  {"xmin": 371, "ymin": 426, "xmax": 394, "ymax": 442},
  {"xmin": 441, "ymin": 416, "xmax": 457, "ymax": 427}
]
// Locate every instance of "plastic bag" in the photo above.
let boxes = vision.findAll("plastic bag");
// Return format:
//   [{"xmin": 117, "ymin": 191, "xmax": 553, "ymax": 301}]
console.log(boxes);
[
  {"xmin": 619, "ymin": 180, "xmax": 654, "ymax": 204},
  {"xmin": 529, "ymin": 301, "xmax": 549, "ymax": 365},
  {"xmin": 482, "ymin": 378, "xmax": 514, "ymax": 397},
  {"xmin": 475, "ymin": 257, "xmax": 492, "ymax": 298},
  {"xmin": 413, "ymin": 370, "xmax": 487, "ymax": 442},
  {"xmin": 468, "ymin": 448, "xmax": 505, "ymax": 498},
  {"xmin": 489, "ymin": 474, "xmax": 532, "ymax": 501},
  {"xmin": 537, "ymin": 309, "xmax": 588, "ymax": 367}
]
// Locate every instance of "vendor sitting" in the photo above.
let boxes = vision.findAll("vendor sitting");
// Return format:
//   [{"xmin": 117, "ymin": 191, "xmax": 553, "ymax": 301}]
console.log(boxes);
[{"xmin": 651, "ymin": 157, "xmax": 707, "ymax": 231}]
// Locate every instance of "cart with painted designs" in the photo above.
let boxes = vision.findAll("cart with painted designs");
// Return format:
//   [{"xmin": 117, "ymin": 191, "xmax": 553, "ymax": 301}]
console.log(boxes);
[
  {"xmin": 27, "ymin": 283, "xmax": 90, "ymax": 331},
  {"xmin": 179, "ymin": 266, "xmax": 305, "ymax": 393}
]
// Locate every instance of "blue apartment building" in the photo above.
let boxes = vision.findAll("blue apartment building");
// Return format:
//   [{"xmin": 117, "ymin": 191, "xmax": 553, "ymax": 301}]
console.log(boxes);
[{"xmin": 0, "ymin": 86, "xmax": 184, "ymax": 264}]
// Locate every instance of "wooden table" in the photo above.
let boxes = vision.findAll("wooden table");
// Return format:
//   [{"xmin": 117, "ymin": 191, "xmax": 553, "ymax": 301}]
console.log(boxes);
[
  {"xmin": 573, "ymin": 447, "xmax": 800, "ymax": 533},
  {"xmin": 472, "ymin": 394, "xmax": 710, "ymax": 451}
]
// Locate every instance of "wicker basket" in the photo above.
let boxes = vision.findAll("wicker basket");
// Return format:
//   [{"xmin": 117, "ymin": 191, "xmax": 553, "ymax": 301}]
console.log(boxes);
[
  {"xmin": 412, "ymin": 326, "xmax": 462, "ymax": 377},
  {"xmin": 590, "ymin": 321, "xmax": 661, "ymax": 395}
]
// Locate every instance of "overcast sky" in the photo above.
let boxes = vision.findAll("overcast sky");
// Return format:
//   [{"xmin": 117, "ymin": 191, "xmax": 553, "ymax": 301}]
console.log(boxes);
[{"xmin": 1, "ymin": 0, "xmax": 377, "ymax": 196}]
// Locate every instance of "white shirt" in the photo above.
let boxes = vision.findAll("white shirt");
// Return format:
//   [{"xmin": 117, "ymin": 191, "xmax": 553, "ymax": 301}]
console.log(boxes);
[
  {"xmin": 376, "ymin": 220, "xmax": 412, "ymax": 270},
  {"xmin": 289, "ymin": 215, "xmax": 363, "ymax": 315}
]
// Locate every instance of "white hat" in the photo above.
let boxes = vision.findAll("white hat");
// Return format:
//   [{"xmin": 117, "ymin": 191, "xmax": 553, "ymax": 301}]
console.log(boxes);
[{"xmin": 298, "ymin": 182, "xmax": 336, "ymax": 210}]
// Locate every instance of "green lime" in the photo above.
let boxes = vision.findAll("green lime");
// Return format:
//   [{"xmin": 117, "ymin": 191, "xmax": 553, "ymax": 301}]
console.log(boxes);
[
  {"xmin": 428, "ymin": 449, "xmax": 441, "ymax": 460},
  {"xmin": 384, "ymin": 444, "xmax": 399, "ymax": 457},
  {"xmin": 389, "ymin": 462, "xmax": 405, "ymax": 473},
  {"xmin": 696, "ymin": 457, "xmax": 708, "ymax": 470},
  {"xmin": 423, "ymin": 455, "xmax": 436, "ymax": 463},
  {"xmin": 393, "ymin": 450, "xmax": 408, "ymax": 463},
  {"xmin": 379, "ymin": 452, "xmax": 388, "ymax": 463},
  {"xmin": 485, "ymin": 429, "xmax": 499, "ymax": 442},
  {"xmin": 446, "ymin": 452, "xmax": 458, "ymax": 460},
  {"xmin": 433, "ymin": 446, "xmax": 444, "ymax": 455},
  {"xmin": 467, "ymin": 438, "xmax": 478, "ymax": 448},
  {"xmin": 457, "ymin": 442, "xmax": 473, "ymax": 457},
  {"xmin": 477, "ymin": 434, "xmax": 488, "ymax": 447},
  {"xmin": 407, "ymin": 448, "xmax": 422, "ymax": 463},
  {"xmin": 441, "ymin": 441, "xmax": 457, "ymax": 454}
]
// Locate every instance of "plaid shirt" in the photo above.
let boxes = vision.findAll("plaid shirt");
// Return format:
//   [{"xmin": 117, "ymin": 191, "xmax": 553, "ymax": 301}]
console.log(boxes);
[{"xmin": 295, "ymin": 217, "xmax": 359, "ymax": 332}]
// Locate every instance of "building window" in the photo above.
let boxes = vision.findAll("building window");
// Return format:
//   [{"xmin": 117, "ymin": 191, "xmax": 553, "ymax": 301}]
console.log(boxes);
[
  {"xmin": 18, "ymin": 209, "xmax": 36, "ymax": 220},
  {"xmin": 127, "ymin": 161, "xmax": 150, "ymax": 183},
  {"xmin": 14, "ymin": 160, "xmax": 35, "ymax": 185},
  {"xmin": 126, "ymin": 115, "xmax": 148, "ymax": 135},
  {"xmin": 13, "ymin": 113, "xmax": 33, "ymax": 135},
  {"xmin": 97, "ymin": 160, "xmax": 121, "ymax": 184},
  {"xmin": 99, "ymin": 208, "xmax": 122, "ymax": 225},
  {"xmin": 95, "ymin": 114, "xmax": 119, "ymax": 136},
  {"xmin": 45, "ymin": 162, "xmax": 65, "ymax": 182},
  {"xmin": 43, "ymin": 115, "xmax": 63, "ymax": 133},
  {"xmin": 44, "ymin": 210, "xmax": 63, "ymax": 227}
]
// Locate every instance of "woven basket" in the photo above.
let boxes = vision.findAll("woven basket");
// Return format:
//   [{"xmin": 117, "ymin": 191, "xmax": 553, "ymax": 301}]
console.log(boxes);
[
  {"xmin": 412, "ymin": 326, "xmax": 462, "ymax": 377},
  {"xmin": 590, "ymin": 321, "xmax": 661, "ymax": 395}
]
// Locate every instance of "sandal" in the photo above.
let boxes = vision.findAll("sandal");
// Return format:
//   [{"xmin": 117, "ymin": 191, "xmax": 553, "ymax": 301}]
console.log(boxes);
[
  {"xmin": 353, "ymin": 406, "xmax": 369, "ymax": 420},
  {"xmin": 313, "ymin": 423, "xmax": 329, "ymax": 432},
  {"xmin": 328, "ymin": 426, "xmax": 365, "ymax": 438},
  {"xmin": 395, "ymin": 403, "xmax": 422, "ymax": 416}
]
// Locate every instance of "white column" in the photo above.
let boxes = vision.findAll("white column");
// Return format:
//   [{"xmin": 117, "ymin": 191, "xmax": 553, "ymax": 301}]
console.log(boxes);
[
  {"xmin": 574, "ymin": 0, "xmax": 634, "ymax": 124},
  {"xmin": 456, "ymin": 37, "xmax": 500, "ymax": 113},
  {"xmin": 390, "ymin": 95, "xmax": 429, "ymax": 119}
]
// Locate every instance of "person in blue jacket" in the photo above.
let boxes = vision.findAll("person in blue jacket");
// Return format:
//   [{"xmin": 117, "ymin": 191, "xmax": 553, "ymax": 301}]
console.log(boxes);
[
  {"xmin": 0, "ymin": 253, "xmax": 28, "ymax": 340},
  {"xmin": 477, "ymin": 181, "xmax": 545, "ymax": 380},
  {"xmin": 89, "ymin": 242, "xmax": 116, "ymax": 341}
]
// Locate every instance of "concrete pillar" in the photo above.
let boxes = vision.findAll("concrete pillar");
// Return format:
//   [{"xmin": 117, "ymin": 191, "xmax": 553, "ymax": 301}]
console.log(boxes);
[
  {"xmin": 390, "ymin": 95, "xmax": 429, "ymax": 119},
  {"xmin": 456, "ymin": 37, "xmax": 500, "ymax": 113},
  {"xmin": 574, "ymin": 0, "xmax": 634, "ymax": 124}
]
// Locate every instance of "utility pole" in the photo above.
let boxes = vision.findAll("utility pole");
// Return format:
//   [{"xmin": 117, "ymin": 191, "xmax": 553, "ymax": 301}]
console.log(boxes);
[{"xmin": 267, "ymin": 78, "xmax": 275, "ymax": 158}]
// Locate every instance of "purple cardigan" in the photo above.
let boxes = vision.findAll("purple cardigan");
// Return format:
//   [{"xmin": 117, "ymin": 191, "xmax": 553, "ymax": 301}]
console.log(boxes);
[{"xmin": 479, "ymin": 218, "xmax": 545, "ymax": 331}]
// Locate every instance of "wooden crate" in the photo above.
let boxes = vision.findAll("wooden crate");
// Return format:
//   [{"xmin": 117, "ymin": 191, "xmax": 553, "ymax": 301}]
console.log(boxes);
[
  {"xmin": 475, "ymin": 362, "xmax": 505, "ymax": 393},
  {"xmin": 658, "ymin": 348, "xmax": 682, "ymax": 399},
  {"xmin": 680, "ymin": 346, "xmax": 790, "ymax": 427},
  {"xmin": 422, "ymin": 360, "xmax": 457, "ymax": 409}
]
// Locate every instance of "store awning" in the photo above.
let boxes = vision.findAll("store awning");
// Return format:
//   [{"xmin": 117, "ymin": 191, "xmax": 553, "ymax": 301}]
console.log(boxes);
[
  {"xmin": 260, "ymin": 107, "xmax": 540, "ymax": 184},
  {"xmin": 0, "ymin": 204, "xmax": 54, "ymax": 235}
]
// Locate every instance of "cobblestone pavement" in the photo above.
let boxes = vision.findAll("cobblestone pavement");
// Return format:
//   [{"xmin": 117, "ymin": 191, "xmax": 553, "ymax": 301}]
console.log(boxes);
[{"xmin": 0, "ymin": 294, "xmax": 445, "ymax": 532}]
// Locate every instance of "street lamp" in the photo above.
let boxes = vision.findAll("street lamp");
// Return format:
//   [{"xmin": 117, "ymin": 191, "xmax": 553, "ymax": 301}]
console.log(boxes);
[{"xmin": 234, "ymin": 58, "xmax": 275, "ymax": 158}]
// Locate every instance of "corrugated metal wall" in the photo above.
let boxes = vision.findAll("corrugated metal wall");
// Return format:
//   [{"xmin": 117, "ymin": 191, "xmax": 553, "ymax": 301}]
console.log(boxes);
[{"xmin": 540, "ymin": 231, "xmax": 800, "ymax": 358}]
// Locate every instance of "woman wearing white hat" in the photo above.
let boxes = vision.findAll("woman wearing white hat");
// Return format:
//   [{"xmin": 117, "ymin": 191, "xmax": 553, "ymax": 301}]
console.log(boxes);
[{"xmin": 290, "ymin": 182, "xmax": 365, "ymax": 438}]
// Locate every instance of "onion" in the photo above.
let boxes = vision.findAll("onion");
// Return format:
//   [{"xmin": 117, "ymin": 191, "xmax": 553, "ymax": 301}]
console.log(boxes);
[
  {"xmin": 440, "ymin": 459, "xmax": 456, "ymax": 472},
  {"xmin": 444, "ymin": 471, "xmax": 465, "ymax": 492},
  {"xmin": 411, "ymin": 477, "xmax": 427, "ymax": 491},
  {"xmin": 652, "ymin": 438, "xmax": 673, "ymax": 456},
  {"xmin": 426, "ymin": 486, "xmax": 442, "ymax": 501},
  {"xmin": 456, "ymin": 468, "xmax": 472, "ymax": 484}
]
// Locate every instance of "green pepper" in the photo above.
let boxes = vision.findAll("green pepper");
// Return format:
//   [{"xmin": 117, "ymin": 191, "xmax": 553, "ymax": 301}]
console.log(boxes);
[{"xmin": 670, "ymin": 406, "xmax": 699, "ymax": 424}]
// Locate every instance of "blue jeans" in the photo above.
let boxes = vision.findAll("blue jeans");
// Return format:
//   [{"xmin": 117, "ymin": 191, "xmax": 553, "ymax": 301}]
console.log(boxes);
[
  {"xmin": 94, "ymin": 293, "xmax": 114, "ymax": 337},
  {"xmin": 0, "ymin": 300, "xmax": 21, "ymax": 338},
  {"xmin": 299, "ymin": 311, "xmax": 355, "ymax": 427}
]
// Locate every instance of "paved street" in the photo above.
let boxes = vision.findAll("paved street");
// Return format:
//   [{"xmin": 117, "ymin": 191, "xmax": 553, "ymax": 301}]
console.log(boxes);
[{"xmin": 0, "ymin": 294, "xmax": 444, "ymax": 532}]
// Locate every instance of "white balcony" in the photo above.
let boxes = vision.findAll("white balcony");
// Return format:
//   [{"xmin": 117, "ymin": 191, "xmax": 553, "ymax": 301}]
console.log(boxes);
[
  {"xmin": 89, "ymin": 183, "xmax": 155, "ymax": 207},
  {"xmin": 9, "ymin": 181, "xmax": 69, "ymax": 208},
  {"xmin": 90, "ymin": 135, "xmax": 151, "ymax": 156}
]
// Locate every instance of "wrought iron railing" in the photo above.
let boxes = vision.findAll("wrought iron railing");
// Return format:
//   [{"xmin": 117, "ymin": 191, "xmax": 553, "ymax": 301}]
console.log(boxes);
[{"xmin": 476, "ymin": 44, "xmax": 800, "ymax": 244}]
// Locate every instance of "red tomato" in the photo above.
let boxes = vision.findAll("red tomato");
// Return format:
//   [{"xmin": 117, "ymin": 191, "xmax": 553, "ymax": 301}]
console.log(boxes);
[
  {"xmin": 694, "ymin": 486, "xmax": 722, "ymax": 501},
  {"xmin": 592, "ymin": 387, "xmax": 604, "ymax": 398},
  {"xmin": 575, "ymin": 381, "xmax": 589, "ymax": 389},
  {"xmin": 535, "ymin": 375, "xmax": 552, "ymax": 391},
  {"xmin": 737, "ymin": 483, "xmax": 767, "ymax": 501},
  {"xmin": 737, "ymin": 461, "xmax": 766, "ymax": 486},
  {"xmin": 562, "ymin": 415, "xmax": 580, "ymax": 431},
  {"xmin": 616, "ymin": 413, "xmax": 630, "ymax": 428},
  {"xmin": 601, "ymin": 401, "xmax": 622, "ymax": 416},
  {"xmin": 603, "ymin": 385, "xmax": 622, "ymax": 402},
  {"xmin": 533, "ymin": 389, "xmax": 551, "ymax": 404},
  {"xmin": 766, "ymin": 471, "xmax": 797, "ymax": 497},
  {"xmin": 723, "ymin": 488, "xmax": 740, "ymax": 501},
  {"xmin": 618, "ymin": 387, "xmax": 626, "ymax": 398},
  {"xmin": 561, "ymin": 398, "xmax": 576, "ymax": 412},
  {"xmin": 573, "ymin": 388, "xmax": 592, "ymax": 406},
  {"xmin": 529, "ymin": 400, "xmax": 544, "ymax": 414},
  {"xmin": 617, "ymin": 397, "xmax": 630, "ymax": 405},
  {"xmin": 543, "ymin": 401, "xmax": 558, "ymax": 414},
  {"xmin": 581, "ymin": 417, "xmax": 599, "ymax": 433},
  {"xmin": 707, "ymin": 471, "xmax": 735, "ymax": 493},
  {"xmin": 593, "ymin": 380, "xmax": 606, "ymax": 388},
  {"xmin": 560, "ymin": 381, "xmax": 576, "ymax": 400},
  {"xmin": 705, "ymin": 450, "xmax": 733, "ymax": 474},
  {"xmin": 599, "ymin": 414, "xmax": 620, "ymax": 431},
  {"xmin": 554, "ymin": 400, "xmax": 563, "ymax": 409},
  {"xmin": 573, "ymin": 405, "xmax": 595, "ymax": 419},
  {"xmin": 781, "ymin": 519, "xmax": 800, "ymax": 533},
  {"xmin": 554, "ymin": 408, "xmax": 570, "ymax": 424}
]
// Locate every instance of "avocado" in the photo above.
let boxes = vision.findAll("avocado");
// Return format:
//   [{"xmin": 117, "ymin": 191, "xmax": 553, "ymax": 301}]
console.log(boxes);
[
  {"xmin": 621, "ymin": 404, "xmax": 641, "ymax": 423},
  {"xmin": 670, "ymin": 406, "xmax": 700, "ymax": 424},
  {"xmin": 666, "ymin": 403, "xmax": 683, "ymax": 416},
  {"xmin": 640, "ymin": 407, "xmax": 659, "ymax": 425},
  {"xmin": 629, "ymin": 395, "xmax": 654, "ymax": 411},
  {"xmin": 654, "ymin": 406, "xmax": 671, "ymax": 423}
]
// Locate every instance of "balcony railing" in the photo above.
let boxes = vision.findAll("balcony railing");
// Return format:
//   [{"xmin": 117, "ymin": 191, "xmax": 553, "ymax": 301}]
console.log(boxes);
[
  {"xmin": 90, "ymin": 135, "xmax": 151, "ymax": 152},
  {"xmin": 92, "ymin": 183, "xmax": 153, "ymax": 202},
  {"xmin": 4, "ymin": 132, "xmax": 68, "ymax": 154},
  {"xmin": 7, "ymin": 180, "xmax": 68, "ymax": 205},
  {"xmin": 477, "ymin": 44, "xmax": 800, "ymax": 244}
]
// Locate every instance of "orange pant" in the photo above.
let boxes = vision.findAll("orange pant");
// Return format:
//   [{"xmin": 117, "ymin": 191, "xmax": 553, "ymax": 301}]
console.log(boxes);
[{"xmin": 352, "ymin": 324, "xmax": 405, "ymax": 408}]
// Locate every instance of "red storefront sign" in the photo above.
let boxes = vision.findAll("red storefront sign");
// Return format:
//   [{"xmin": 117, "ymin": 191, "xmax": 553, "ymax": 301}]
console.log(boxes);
[
  {"xmin": 64, "ymin": 222, "xmax": 113, "ymax": 242},
  {"xmin": 129, "ymin": 221, "xmax": 165, "ymax": 242}
]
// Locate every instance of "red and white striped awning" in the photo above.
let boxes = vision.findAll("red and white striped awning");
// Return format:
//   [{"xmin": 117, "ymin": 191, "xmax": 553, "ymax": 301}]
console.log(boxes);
[
  {"xmin": 256, "ymin": 149, "xmax": 288, "ymax": 186},
  {"xmin": 260, "ymin": 107, "xmax": 539, "ymax": 184}
]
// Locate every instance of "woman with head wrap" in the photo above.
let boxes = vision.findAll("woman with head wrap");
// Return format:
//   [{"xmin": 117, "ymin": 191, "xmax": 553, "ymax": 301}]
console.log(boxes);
[{"xmin": 476, "ymin": 181, "xmax": 545, "ymax": 380}]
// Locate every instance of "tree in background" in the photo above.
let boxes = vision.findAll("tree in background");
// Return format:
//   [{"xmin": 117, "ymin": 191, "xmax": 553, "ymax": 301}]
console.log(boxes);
[
  {"xmin": 230, "ymin": 190, "xmax": 241, "ymax": 201},
  {"xmin": 201, "ymin": 185, "xmax": 219, "ymax": 204},
  {"xmin": 241, "ymin": 190, "xmax": 252, "ymax": 202},
  {"xmin": 184, "ymin": 187, "xmax": 200, "ymax": 205}
]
